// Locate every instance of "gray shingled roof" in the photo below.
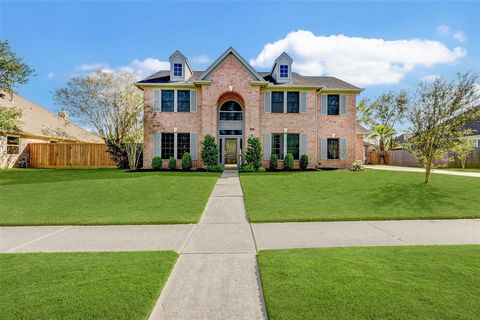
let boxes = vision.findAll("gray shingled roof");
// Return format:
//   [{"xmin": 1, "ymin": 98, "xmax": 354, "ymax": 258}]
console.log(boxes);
[
  {"xmin": 465, "ymin": 119, "xmax": 480, "ymax": 136},
  {"xmin": 138, "ymin": 70, "xmax": 361, "ymax": 90}
]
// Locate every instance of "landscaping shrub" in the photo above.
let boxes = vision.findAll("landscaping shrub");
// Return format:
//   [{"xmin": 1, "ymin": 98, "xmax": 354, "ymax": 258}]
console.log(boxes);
[
  {"xmin": 168, "ymin": 157, "xmax": 177, "ymax": 170},
  {"xmin": 151, "ymin": 156, "xmax": 162, "ymax": 171},
  {"xmin": 240, "ymin": 164, "xmax": 256, "ymax": 173},
  {"xmin": 269, "ymin": 153, "xmax": 278, "ymax": 171},
  {"xmin": 181, "ymin": 152, "xmax": 192, "ymax": 171},
  {"xmin": 352, "ymin": 160, "xmax": 365, "ymax": 172},
  {"xmin": 207, "ymin": 164, "xmax": 224, "ymax": 172},
  {"xmin": 245, "ymin": 136, "xmax": 262, "ymax": 170},
  {"xmin": 284, "ymin": 153, "xmax": 294, "ymax": 171},
  {"xmin": 201, "ymin": 134, "xmax": 219, "ymax": 167},
  {"xmin": 300, "ymin": 154, "xmax": 309, "ymax": 170}
]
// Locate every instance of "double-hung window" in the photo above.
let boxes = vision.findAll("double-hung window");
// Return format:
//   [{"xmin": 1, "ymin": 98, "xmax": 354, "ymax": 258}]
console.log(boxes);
[
  {"xmin": 287, "ymin": 134, "xmax": 300, "ymax": 159},
  {"xmin": 6, "ymin": 136, "xmax": 20, "ymax": 154},
  {"xmin": 271, "ymin": 92, "xmax": 284, "ymax": 113},
  {"xmin": 161, "ymin": 133, "xmax": 174, "ymax": 159},
  {"xmin": 161, "ymin": 90, "xmax": 174, "ymax": 112},
  {"xmin": 327, "ymin": 94, "xmax": 340, "ymax": 115},
  {"xmin": 177, "ymin": 133, "xmax": 190, "ymax": 159},
  {"xmin": 327, "ymin": 138, "xmax": 340, "ymax": 159},
  {"xmin": 287, "ymin": 92, "xmax": 299, "ymax": 113},
  {"xmin": 272, "ymin": 133, "xmax": 284, "ymax": 159},
  {"xmin": 279, "ymin": 65, "xmax": 289, "ymax": 78},
  {"xmin": 177, "ymin": 90, "xmax": 190, "ymax": 112},
  {"xmin": 173, "ymin": 63, "xmax": 183, "ymax": 77}
]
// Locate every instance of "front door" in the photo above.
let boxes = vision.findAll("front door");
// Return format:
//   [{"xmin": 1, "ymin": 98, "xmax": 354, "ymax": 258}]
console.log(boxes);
[{"xmin": 225, "ymin": 138, "xmax": 237, "ymax": 164}]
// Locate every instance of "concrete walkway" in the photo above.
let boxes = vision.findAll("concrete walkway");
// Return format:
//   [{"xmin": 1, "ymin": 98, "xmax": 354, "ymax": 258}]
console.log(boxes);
[
  {"xmin": 366, "ymin": 164, "xmax": 480, "ymax": 177},
  {"xmin": 148, "ymin": 169, "xmax": 267, "ymax": 320}
]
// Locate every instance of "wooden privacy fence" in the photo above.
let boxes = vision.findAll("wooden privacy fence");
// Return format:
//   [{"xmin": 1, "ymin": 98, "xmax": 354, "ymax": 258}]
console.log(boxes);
[{"xmin": 29, "ymin": 143, "xmax": 116, "ymax": 168}]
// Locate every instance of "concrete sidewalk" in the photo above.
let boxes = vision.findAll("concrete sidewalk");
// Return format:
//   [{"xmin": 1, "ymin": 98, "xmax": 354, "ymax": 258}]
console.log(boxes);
[
  {"xmin": 366, "ymin": 164, "xmax": 480, "ymax": 177},
  {"xmin": 148, "ymin": 169, "xmax": 267, "ymax": 320},
  {"xmin": 252, "ymin": 219, "xmax": 480, "ymax": 250}
]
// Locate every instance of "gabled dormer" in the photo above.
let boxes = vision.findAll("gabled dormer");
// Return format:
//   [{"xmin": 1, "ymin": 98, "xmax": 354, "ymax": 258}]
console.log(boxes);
[
  {"xmin": 169, "ymin": 50, "xmax": 193, "ymax": 82},
  {"xmin": 271, "ymin": 52, "xmax": 293, "ymax": 84}
]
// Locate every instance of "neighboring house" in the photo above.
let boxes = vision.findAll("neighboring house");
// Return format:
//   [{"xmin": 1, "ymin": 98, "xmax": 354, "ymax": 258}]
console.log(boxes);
[
  {"xmin": 0, "ymin": 93, "xmax": 103, "ymax": 168},
  {"xmin": 392, "ymin": 132, "xmax": 413, "ymax": 148},
  {"xmin": 464, "ymin": 118, "xmax": 480, "ymax": 147},
  {"xmin": 136, "ymin": 47, "xmax": 366, "ymax": 169}
]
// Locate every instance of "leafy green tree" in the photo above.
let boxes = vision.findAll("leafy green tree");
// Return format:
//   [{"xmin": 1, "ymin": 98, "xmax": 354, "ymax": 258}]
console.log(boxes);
[
  {"xmin": 0, "ymin": 40, "xmax": 35, "ymax": 95},
  {"xmin": 245, "ymin": 136, "xmax": 262, "ymax": 170},
  {"xmin": 357, "ymin": 90, "xmax": 408, "ymax": 149},
  {"xmin": 54, "ymin": 71, "xmax": 143, "ymax": 168},
  {"xmin": 201, "ymin": 134, "xmax": 219, "ymax": 167},
  {"xmin": 369, "ymin": 124, "xmax": 395, "ymax": 163},
  {"xmin": 0, "ymin": 105, "xmax": 22, "ymax": 135},
  {"xmin": 451, "ymin": 139, "xmax": 476, "ymax": 169},
  {"xmin": 407, "ymin": 73, "xmax": 480, "ymax": 183}
]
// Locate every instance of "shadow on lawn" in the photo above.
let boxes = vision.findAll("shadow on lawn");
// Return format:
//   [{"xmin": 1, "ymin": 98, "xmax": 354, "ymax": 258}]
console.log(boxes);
[
  {"xmin": 369, "ymin": 181, "xmax": 463, "ymax": 215},
  {"xmin": 0, "ymin": 169, "xmax": 218, "ymax": 186}
]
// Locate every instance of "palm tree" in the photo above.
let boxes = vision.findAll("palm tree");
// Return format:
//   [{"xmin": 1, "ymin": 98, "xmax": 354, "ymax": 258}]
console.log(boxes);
[{"xmin": 370, "ymin": 125, "xmax": 395, "ymax": 163}]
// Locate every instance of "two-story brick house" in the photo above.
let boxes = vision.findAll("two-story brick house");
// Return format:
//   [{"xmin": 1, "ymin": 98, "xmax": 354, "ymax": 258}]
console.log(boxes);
[{"xmin": 136, "ymin": 47, "xmax": 368, "ymax": 169}]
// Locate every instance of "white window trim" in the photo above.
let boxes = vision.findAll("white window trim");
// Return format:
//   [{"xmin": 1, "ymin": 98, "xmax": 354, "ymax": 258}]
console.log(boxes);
[{"xmin": 6, "ymin": 135, "xmax": 20, "ymax": 155}]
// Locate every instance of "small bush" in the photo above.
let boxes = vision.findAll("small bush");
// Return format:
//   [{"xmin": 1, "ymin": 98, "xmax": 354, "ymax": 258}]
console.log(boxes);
[
  {"xmin": 151, "ymin": 156, "xmax": 162, "ymax": 171},
  {"xmin": 352, "ymin": 160, "xmax": 365, "ymax": 172},
  {"xmin": 284, "ymin": 153, "xmax": 294, "ymax": 171},
  {"xmin": 168, "ymin": 157, "xmax": 177, "ymax": 170},
  {"xmin": 240, "ymin": 164, "xmax": 256, "ymax": 173},
  {"xmin": 201, "ymin": 134, "xmax": 219, "ymax": 167},
  {"xmin": 181, "ymin": 152, "xmax": 192, "ymax": 171},
  {"xmin": 207, "ymin": 164, "xmax": 224, "ymax": 172},
  {"xmin": 245, "ymin": 136, "xmax": 262, "ymax": 169},
  {"xmin": 300, "ymin": 154, "xmax": 309, "ymax": 170},
  {"xmin": 270, "ymin": 154, "xmax": 278, "ymax": 171}
]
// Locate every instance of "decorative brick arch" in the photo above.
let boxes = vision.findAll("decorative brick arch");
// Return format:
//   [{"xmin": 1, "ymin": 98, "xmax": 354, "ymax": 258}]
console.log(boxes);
[{"xmin": 217, "ymin": 92, "xmax": 245, "ymax": 108}]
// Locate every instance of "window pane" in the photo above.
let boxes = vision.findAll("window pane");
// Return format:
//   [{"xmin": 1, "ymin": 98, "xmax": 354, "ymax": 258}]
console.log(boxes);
[
  {"xmin": 161, "ymin": 90, "xmax": 174, "ymax": 112},
  {"xmin": 219, "ymin": 101, "xmax": 242, "ymax": 120},
  {"xmin": 271, "ymin": 133, "xmax": 284, "ymax": 159},
  {"xmin": 327, "ymin": 138, "xmax": 339, "ymax": 159},
  {"xmin": 161, "ymin": 133, "xmax": 174, "ymax": 159},
  {"xmin": 220, "ymin": 101, "xmax": 242, "ymax": 111},
  {"xmin": 7, "ymin": 146, "xmax": 19, "ymax": 154},
  {"xmin": 177, "ymin": 133, "xmax": 190, "ymax": 159},
  {"xmin": 271, "ymin": 92, "xmax": 284, "ymax": 113},
  {"xmin": 287, "ymin": 134, "xmax": 299, "ymax": 160},
  {"xmin": 173, "ymin": 63, "xmax": 182, "ymax": 77},
  {"xmin": 287, "ymin": 92, "xmax": 299, "ymax": 113},
  {"xmin": 327, "ymin": 95, "xmax": 340, "ymax": 115},
  {"xmin": 219, "ymin": 130, "xmax": 242, "ymax": 136},
  {"xmin": 280, "ymin": 65, "xmax": 289, "ymax": 78},
  {"xmin": 177, "ymin": 90, "xmax": 190, "ymax": 112}
]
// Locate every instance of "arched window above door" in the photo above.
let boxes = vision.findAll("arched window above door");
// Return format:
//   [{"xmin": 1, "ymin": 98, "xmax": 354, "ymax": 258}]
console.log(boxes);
[{"xmin": 219, "ymin": 101, "xmax": 242, "ymax": 121}]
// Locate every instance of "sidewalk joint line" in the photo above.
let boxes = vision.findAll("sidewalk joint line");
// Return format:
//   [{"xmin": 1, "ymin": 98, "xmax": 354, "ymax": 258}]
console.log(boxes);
[
  {"xmin": 6, "ymin": 226, "xmax": 74, "ymax": 252},
  {"xmin": 365, "ymin": 221, "xmax": 413, "ymax": 245}
]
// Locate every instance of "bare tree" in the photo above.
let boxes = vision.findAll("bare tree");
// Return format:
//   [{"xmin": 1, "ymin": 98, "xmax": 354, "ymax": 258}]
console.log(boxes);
[
  {"xmin": 54, "ymin": 71, "xmax": 143, "ymax": 168},
  {"xmin": 407, "ymin": 73, "xmax": 480, "ymax": 183}
]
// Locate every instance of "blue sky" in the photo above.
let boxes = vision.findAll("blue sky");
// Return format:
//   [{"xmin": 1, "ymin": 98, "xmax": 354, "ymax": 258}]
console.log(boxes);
[{"xmin": 1, "ymin": 0, "xmax": 479, "ymax": 126}]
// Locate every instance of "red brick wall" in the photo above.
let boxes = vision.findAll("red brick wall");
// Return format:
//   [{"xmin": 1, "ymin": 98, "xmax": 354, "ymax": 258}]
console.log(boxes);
[{"xmin": 143, "ymin": 54, "xmax": 362, "ymax": 169}]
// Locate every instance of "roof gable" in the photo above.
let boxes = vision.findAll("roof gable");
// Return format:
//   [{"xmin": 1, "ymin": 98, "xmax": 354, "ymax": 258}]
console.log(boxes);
[{"xmin": 199, "ymin": 47, "xmax": 265, "ymax": 82}]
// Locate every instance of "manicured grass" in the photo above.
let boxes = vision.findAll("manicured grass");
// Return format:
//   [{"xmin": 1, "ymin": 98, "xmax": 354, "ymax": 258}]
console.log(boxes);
[
  {"xmin": 240, "ymin": 170, "xmax": 480, "ymax": 222},
  {"xmin": 0, "ymin": 169, "xmax": 219, "ymax": 225},
  {"xmin": 258, "ymin": 245, "xmax": 480, "ymax": 320},
  {"xmin": 0, "ymin": 251, "xmax": 177, "ymax": 320}
]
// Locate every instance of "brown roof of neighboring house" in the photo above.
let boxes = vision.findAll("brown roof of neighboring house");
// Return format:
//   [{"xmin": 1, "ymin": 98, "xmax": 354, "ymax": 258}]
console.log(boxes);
[
  {"xmin": 0, "ymin": 93, "xmax": 103, "ymax": 143},
  {"xmin": 356, "ymin": 122, "xmax": 370, "ymax": 135}
]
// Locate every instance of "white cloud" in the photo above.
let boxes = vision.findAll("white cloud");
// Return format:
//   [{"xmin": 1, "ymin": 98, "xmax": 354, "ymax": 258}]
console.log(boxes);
[
  {"xmin": 421, "ymin": 74, "xmax": 441, "ymax": 82},
  {"xmin": 437, "ymin": 24, "xmax": 467, "ymax": 43},
  {"xmin": 46, "ymin": 72, "xmax": 55, "ymax": 79},
  {"xmin": 250, "ymin": 30, "xmax": 466, "ymax": 86},
  {"xmin": 192, "ymin": 54, "xmax": 210, "ymax": 64},
  {"xmin": 75, "ymin": 58, "xmax": 169, "ymax": 79}
]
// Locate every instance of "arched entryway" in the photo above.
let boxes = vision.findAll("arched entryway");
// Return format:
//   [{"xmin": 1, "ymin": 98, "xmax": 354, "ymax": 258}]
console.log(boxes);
[{"xmin": 218, "ymin": 99, "xmax": 244, "ymax": 165}]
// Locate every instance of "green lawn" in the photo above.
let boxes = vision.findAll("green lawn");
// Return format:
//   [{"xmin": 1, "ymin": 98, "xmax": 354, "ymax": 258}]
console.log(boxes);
[
  {"xmin": 0, "ymin": 169, "xmax": 218, "ymax": 225},
  {"xmin": 240, "ymin": 170, "xmax": 480, "ymax": 222},
  {"xmin": 258, "ymin": 245, "xmax": 480, "ymax": 320},
  {"xmin": 0, "ymin": 251, "xmax": 177, "ymax": 320}
]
